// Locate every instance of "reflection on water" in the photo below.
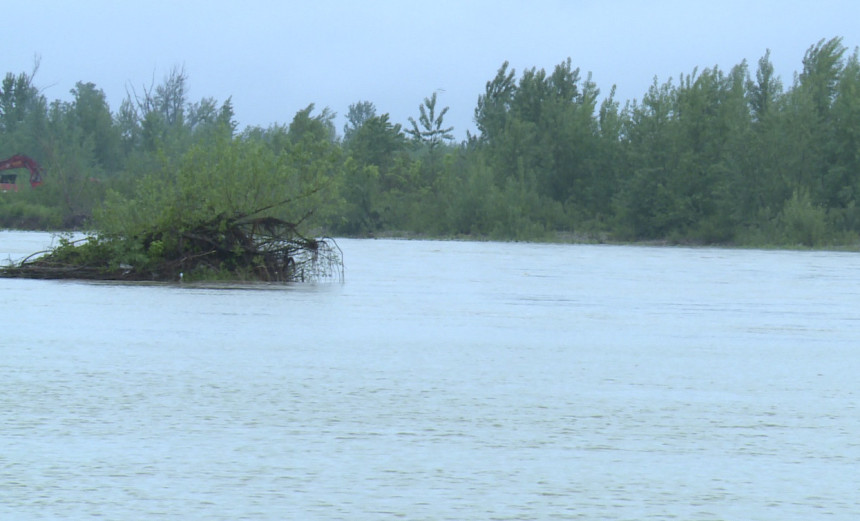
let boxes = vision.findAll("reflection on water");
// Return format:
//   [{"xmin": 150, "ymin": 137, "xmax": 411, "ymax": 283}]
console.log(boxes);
[{"xmin": 2, "ymin": 233, "xmax": 860, "ymax": 520}]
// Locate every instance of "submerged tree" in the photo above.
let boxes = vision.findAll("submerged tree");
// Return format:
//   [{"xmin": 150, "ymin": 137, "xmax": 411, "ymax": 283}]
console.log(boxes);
[{"xmin": 1, "ymin": 136, "xmax": 342, "ymax": 282}]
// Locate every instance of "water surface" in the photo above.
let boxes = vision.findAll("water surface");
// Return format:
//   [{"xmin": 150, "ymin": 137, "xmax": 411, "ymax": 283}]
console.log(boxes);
[{"xmin": 2, "ymin": 231, "xmax": 859, "ymax": 519}]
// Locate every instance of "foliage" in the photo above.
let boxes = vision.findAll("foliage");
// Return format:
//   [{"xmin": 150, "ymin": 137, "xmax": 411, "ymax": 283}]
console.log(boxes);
[
  {"xmin": 407, "ymin": 92, "xmax": 454, "ymax": 150},
  {"xmin": 777, "ymin": 189, "xmax": 830, "ymax": 247},
  {"xmin": 0, "ymin": 193, "xmax": 63, "ymax": 229},
  {"xmin": 5, "ymin": 38, "xmax": 860, "ymax": 251},
  {"xmin": 343, "ymin": 100, "xmax": 376, "ymax": 142},
  {"xmin": 2, "ymin": 136, "xmax": 342, "ymax": 281}
]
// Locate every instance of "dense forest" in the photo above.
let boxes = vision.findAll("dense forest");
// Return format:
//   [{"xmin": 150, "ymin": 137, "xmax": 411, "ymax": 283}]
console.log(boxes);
[{"xmin": 2, "ymin": 37, "xmax": 860, "ymax": 248}]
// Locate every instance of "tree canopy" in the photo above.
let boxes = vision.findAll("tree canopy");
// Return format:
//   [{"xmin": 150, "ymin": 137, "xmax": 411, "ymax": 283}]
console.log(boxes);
[{"xmin": 3, "ymin": 37, "xmax": 860, "ymax": 252}]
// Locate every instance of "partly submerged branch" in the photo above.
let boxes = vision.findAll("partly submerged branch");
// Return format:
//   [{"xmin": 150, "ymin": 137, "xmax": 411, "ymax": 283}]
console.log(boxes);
[{"xmin": 1, "ymin": 216, "xmax": 343, "ymax": 283}]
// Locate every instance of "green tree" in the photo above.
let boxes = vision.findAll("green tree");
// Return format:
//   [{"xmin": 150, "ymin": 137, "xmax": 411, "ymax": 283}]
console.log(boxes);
[
  {"xmin": 474, "ymin": 61, "xmax": 516, "ymax": 141},
  {"xmin": 773, "ymin": 37, "xmax": 847, "ymax": 206},
  {"xmin": 473, "ymin": 59, "xmax": 605, "ymax": 233},
  {"xmin": 348, "ymin": 114, "xmax": 405, "ymax": 176},
  {"xmin": 343, "ymin": 100, "xmax": 376, "ymax": 142},
  {"xmin": 407, "ymin": 92, "xmax": 454, "ymax": 150},
  {"xmin": 69, "ymin": 81, "xmax": 121, "ymax": 172},
  {"xmin": 339, "ymin": 114, "xmax": 410, "ymax": 234},
  {"xmin": 617, "ymin": 63, "xmax": 753, "ymax": 242},
  {"xmin": 125, "ymin": 65, "xmax": 191, "ymax": 154},
  {"xmin": 0, "ymin": 64, "xmax": 41, "ymax": 136},
  {"xmin": 747, "ymin": 49, "xmax": 783, "ymax": 122},
  {"xmin": 822, "ymin": 47, "xmax": 860, "ymax": 233},
  {"xmin": 37, "ymin": 98, "xmax": 107, "ymax": 226},
  {"xmin": 800, "ymin": 37, "xmax": 846, "ymax": 118},
  {"xmin": 737, "ymin": 50, "xmax": 788, "ymax": 229},
  {"xmin": 288, "ymin": 104, "xmax": 337, "ymax": 144},
  {"xmin": 0, "ymin": 62, "xmax": 48, "ymax": 158}
]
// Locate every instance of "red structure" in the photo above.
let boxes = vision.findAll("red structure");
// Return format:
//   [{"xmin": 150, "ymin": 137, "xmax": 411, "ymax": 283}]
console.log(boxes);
[{"xmin": 0, "ymin": 154, "xmax": 44, "ymax": 191}]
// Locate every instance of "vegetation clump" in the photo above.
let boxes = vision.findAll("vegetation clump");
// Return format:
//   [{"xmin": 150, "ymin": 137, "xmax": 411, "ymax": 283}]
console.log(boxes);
[
  {"xmin": 1, "ymin": 136, "xmax": 343, "ymax": 282},
  {"xmin": 1, "ymin": 216, "xmax": 341, "ymax": 282}
]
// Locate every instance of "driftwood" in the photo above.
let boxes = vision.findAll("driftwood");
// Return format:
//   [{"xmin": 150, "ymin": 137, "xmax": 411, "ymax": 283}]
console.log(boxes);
[{"xmin": 1, "ymin": 213, "xmax": 343, "ymax": 283}]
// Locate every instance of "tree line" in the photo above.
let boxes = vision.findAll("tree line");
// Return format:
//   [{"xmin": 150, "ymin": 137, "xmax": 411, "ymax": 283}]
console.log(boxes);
[{"xmin": 2, "ymin": 37, "xmax": 860, "ymax": 248}]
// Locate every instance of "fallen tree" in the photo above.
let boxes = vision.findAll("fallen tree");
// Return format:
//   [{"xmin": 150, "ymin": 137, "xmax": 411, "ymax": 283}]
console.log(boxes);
[
  {"xmin": 1, "ymin": 136, "xmax": 343, "ymax": 282},
  {"xmin": 0, "ymin": 213, "xmax": 342, "ymax": 282}
]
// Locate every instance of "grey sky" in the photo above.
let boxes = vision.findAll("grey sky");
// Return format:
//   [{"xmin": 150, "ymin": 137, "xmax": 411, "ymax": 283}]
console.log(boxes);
[{"xmin": 6, "ymin": 0, "xmax": 860, "ymax": 139}]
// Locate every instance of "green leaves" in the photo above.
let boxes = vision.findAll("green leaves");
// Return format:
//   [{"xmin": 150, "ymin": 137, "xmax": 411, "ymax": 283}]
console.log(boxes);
[
  {"xmin": 5, "ymin": 40, "xmax": 860, "ymax": 247},
  {"xmin": 800, "ymin": 37, "xmax": 847, "ymax": 117},
  {"xmin": 95, "ymin": 134, "xmax": 336, "ymax": 241},
  {"xmin": 407, "ymin": 92, "xmax": 454, "ymax": 150}
]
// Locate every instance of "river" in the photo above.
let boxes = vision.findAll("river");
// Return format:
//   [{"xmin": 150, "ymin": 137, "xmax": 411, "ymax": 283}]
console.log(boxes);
[{"xmin": 2, "ymin": 230, "xmax": 859, "ymax": 520}]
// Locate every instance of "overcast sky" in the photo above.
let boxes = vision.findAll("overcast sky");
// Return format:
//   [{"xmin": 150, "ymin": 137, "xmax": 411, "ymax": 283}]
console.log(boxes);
[{"xmin": 5, "ymin": 1, "xmax": 860, "ymax": 139}]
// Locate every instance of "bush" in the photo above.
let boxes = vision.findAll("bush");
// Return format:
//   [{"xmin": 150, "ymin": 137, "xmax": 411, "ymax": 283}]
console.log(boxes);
[
  {"xmin": 777, "ymin": 189, "xmax": 829, "ymax": 247},
  {"xmin": 0, "ymin": 197, "xmax": 63, "ymax": 229}
]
